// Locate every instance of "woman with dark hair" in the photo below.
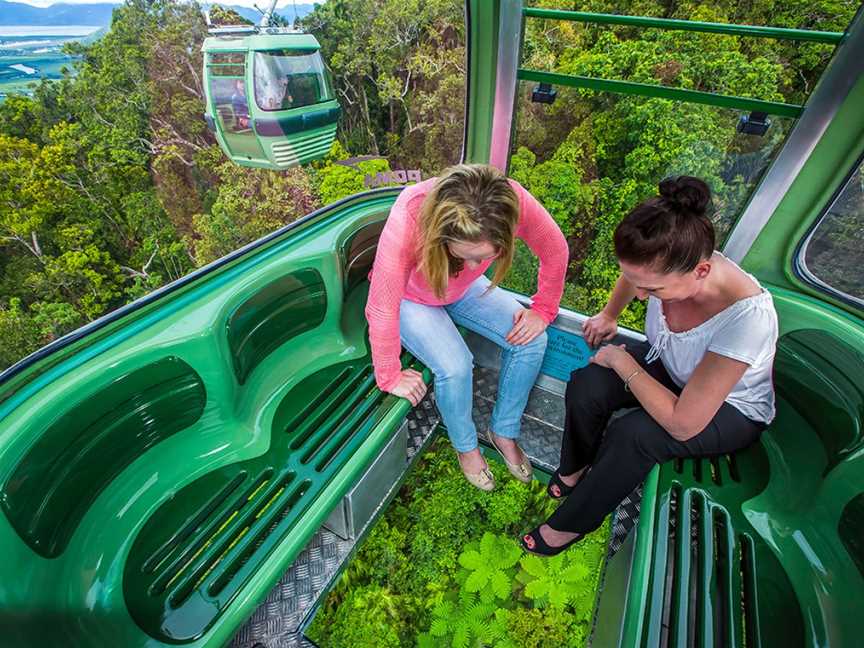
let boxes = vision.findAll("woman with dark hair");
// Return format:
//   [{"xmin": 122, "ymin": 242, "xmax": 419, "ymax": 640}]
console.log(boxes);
[{"xmin": 521, "ymin": 176, "xmax": 778, "ymax": 555}]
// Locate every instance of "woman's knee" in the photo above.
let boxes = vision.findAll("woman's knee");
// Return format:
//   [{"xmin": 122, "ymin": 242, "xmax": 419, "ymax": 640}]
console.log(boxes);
[
  {"xmin": 566, "ymin": 363, "xmax": 617, "ymax": 407},
  {"xmin": 505, "ymin": 329, "xmax": 547, "ymax": 357},
  {"xmin": 522, "ymin": 329, "xmax": 548, "ymax": 357},
  {"xmin": 431, "ymin": 346, "xmax": 474, "ymax": 382},
  {"xmin": 606, "ymin": 410, "xmax": 674, "ymax": 462}
]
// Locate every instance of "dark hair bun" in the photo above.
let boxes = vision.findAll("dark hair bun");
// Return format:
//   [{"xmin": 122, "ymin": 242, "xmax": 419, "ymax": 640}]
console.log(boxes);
[{"xmin": 658, "ymin": 176, "xmax": 711, "ymax": 214}]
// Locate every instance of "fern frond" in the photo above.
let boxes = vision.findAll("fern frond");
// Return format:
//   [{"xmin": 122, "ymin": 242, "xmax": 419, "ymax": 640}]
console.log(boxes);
[
  {"xmin": 519, "ymin": 553, "xmax": 546, "ymax": 578},
  {"xmin": 430, "ymin": 618, "xmax": 450, "ymax": 637},
  {"xmin": 452, "ymin": 625, "xmax": 469, "ymax": 648},
  {"xmin": 465, "ymin": 568, "xmax": 489, "ymax": 593},
  {"xmin": 490, "ymin": 569, "xmax": 511, "ymax": 600},
  {"xmin": 524, "ymin": 578, "xmax": 549, "ymax": 599},
  {"xmin": 562, "ymin": 562, "xmax": 590, "ymax": 583},
  {"xmin": 479, "ymin": 531, "xmax": 497, "ymax": 556},
  {"xmin": 458, "ymin": 549, "xmax": 482, "ymax": 570}
]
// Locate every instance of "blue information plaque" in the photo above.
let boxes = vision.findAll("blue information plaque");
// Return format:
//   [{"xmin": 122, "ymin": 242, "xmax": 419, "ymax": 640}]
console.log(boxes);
[{"xmin": 539, "ymin": 327, "xmax": 595, "ymax": 382}]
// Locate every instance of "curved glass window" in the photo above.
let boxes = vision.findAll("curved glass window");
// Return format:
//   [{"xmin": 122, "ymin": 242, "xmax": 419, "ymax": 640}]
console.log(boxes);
[
  {"xmin": 798, "ymin": 158, "xmax": 864, "ymax": 308},
  {"xmin": 253, "ymin": 50, "xmax": 334, "ymax": 112}
]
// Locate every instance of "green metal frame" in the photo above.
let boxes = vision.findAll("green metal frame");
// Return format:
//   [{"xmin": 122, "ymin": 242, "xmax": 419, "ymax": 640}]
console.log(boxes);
[
  {"xmin": 517, "ymin": 69, "xmax": 803, "ymax": 118},
  {"xmin": 523, "ymin": 8, "xmax": 845, "ymax": 44},
  {"xmin": 518, "ymin": 7, "xmax": 849, "ymax": 123},
  {"xmin": 462, "ymin": 0, "xmax": 500, "ymax": 165}
]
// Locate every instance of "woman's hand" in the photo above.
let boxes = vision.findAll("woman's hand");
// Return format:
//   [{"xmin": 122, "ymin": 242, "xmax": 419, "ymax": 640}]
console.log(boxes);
[
  {"xmin": 589, "ymin": 343, "xmax": 634, "ymax": 373},
  {"xmin": 583, "ymin": 311, "xmax": 618, "ymax": 347},
  {"xmin": 506, "ymin": 308, "xmax": 548, "ymax": 346},
  {"xmin": 388, "ymin": 368, "xmax": 427, "ymax": 406}
]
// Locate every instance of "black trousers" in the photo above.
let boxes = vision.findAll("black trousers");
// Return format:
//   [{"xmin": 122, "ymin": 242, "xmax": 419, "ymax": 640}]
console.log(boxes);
[{"xmin": 547, "ymin": 343, "xmax": 765, "ymax": 534}]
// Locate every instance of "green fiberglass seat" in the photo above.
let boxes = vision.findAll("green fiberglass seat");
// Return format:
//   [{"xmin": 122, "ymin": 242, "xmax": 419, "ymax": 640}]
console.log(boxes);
[
  {"xmin": 0, "ymin": 191, "xmax": 419, "ymax": 647},
  {"xmin": 203, "ymin": 29, "xmax": 340, "ymax": 170},
  {"xmin": 614, "ymin": 328, "xmax": 864, "ymax": 647}
]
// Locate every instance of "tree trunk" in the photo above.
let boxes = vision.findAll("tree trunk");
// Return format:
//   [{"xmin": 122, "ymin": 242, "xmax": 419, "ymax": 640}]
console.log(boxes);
[{"xmin": 360, "ymin": 83, "xmax": 379, "ymax": 155}]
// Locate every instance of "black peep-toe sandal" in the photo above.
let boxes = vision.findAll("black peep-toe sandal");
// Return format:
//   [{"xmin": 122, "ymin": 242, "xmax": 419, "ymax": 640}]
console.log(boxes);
[
  {"xmin": 520, "ymin": 526, "xmax": 583, "ymax": 557},
  {"xmin": 546, "ymin": 468, "xmax": 587, "ymax": 500}
]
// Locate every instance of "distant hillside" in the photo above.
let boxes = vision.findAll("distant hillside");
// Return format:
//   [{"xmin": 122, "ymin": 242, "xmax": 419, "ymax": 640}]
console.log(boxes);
[
  {"xmin": 0, "ymin": 0, "xmax": 114, "ymax": 25},
  {"xmin": 0, "ymin": 1, "xmax": 317, "ymax": 27}
]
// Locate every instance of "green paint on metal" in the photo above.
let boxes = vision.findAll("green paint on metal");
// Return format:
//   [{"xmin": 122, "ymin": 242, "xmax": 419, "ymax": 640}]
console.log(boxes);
[
  {"xmin": 1, "ymin": 356, "xmax": 206, "ymax": 558},
  {"xmin": 202, "ymin": 31, "xmax": 340, "ymax": 170},
  {"xmin": 618, "ymin": 465, "xmax": 659, "ymax": 645},
  {"xmin": 523, "ymin": 8, "xmax": 845, "ymax": 44},
  {"xmin": 226, "ymin": 269, "xmax": 327, "ymax": 384},
  {"xmin": 517, "ymin": 69, "xmax": 804, "ymax": 118},
  {"xmin": 839, "ymin": 493, "xmax": 864, "ymax": 579},
  {"xmin": 463, "ymin": 0, "xmax": 500, "ymax": 164},
  {"xmin": 340, "ymin": 220, "xmax": 385, "ymax": 294},
  {"xmin": 774, "ymin": 329, "xmax": 864, "ymax": 475}
]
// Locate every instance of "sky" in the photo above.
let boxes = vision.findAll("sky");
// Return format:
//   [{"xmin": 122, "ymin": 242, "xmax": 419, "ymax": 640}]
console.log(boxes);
[{"xmin": 9, "ymin": 0, "xmax": 317, "ymax": 8}]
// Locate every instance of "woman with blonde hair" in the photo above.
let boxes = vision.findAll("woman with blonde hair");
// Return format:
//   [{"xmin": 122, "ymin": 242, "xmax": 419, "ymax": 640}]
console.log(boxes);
[{"xmin": 366, "ymin": 164, "xmax": 569, "ymax": 490}]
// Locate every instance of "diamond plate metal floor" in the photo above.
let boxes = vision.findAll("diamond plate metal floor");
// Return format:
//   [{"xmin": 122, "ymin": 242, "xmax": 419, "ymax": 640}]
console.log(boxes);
[{"xmin": 232, "ymin": 367, "xmax": 642, "ymax": 648}]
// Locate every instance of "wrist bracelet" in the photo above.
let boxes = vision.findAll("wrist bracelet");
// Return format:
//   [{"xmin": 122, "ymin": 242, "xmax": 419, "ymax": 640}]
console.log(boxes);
[{"xmin": 624, "ymin": 368, "xmax": 643, "ymax": 392}]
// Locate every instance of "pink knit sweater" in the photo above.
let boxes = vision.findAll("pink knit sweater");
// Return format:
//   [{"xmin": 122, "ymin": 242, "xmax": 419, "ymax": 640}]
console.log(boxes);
[{"xmin": 365, "ymin": 177, "xmax": 569, "ymax": 391}]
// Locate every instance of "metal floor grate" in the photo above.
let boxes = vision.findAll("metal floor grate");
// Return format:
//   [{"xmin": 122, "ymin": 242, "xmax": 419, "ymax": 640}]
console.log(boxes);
[{"xmin": 232, "ymin": 367, "xmax": 642, "ymax": 647}]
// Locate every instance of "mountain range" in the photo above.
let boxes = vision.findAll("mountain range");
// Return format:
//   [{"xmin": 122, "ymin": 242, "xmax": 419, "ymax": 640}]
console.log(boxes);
[{"xmin": 0, "ymin": 1, "xmax": 317, "ymax": 26}]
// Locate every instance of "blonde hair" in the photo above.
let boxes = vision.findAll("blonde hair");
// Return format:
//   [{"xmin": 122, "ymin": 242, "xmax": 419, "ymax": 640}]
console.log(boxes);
[{"xmin": 418, "ymin": 164, "xmax": 519, "ymax": 299}]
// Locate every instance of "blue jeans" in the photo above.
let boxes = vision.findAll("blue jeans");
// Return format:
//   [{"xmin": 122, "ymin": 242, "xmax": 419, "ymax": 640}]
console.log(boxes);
[{"xmin": 399, "ymin": 276, "xmax": 548, "ymax": 453}]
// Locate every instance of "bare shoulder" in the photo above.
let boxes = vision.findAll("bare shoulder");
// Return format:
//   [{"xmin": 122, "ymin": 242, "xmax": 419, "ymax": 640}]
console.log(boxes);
[{"xmin": 715, "ymin": 253, "xmax": 762, "ymax": 301}]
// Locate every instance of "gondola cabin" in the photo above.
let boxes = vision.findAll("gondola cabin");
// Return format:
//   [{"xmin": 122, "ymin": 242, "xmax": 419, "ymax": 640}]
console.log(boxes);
[
  {"xmin": 1, "ymin": 1, "xmax": 863, "ymax": 646},
  {"xmin": 202, "ymin": 29, "xmax": 340, "ymax": 170}
]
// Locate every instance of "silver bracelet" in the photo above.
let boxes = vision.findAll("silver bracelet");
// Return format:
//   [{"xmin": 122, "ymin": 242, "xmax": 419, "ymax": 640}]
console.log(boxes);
[{"xmin": 624, "ymin": 368, "xmax": 644, "ymax": 392}]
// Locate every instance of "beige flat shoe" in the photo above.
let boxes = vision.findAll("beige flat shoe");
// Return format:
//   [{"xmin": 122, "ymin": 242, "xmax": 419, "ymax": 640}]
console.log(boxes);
[
  {"xmin": 486, "ymin": 431, "xmax": 533, "ymax": 483},
  {"xmin": 459, "ymin": 461, "xmax": 496, "ymax": 491}
]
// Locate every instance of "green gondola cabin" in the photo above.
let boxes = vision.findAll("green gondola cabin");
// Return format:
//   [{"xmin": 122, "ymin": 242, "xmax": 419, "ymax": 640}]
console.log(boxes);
[
  {"xmin": 203, "ymin": 29, "xmax": 340, "ymax": 170},
  {"xmin": 1, "ymin": 1, "xmax": 863, "ymax": 647}
]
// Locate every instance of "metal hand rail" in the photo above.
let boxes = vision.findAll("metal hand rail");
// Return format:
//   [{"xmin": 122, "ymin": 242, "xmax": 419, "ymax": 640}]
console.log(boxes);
[
  {"xmin": 517, "ymin": 69, "xmax": 804, "ymax": 118},
  {"xmin": 524, "ymin": 8, "xmax": 845, "ymax": 44}
]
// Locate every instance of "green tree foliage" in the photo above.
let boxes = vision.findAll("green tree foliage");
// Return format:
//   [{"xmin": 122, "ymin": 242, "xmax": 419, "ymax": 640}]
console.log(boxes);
[
  {"xmin": 503, "ymin": 0, "xmax": 857, "ymax": 326},
  {"xmin": 0, "ymin": 1, "xmax": 204, "ymax": 367},
  {"xmin": 300, "ymin": 0, "xmax": 466, "ymax": 170},
  {"xmin": 208, "ymin": 4, "xmax": 253, "ymax": 27},
  {"xmin": 190, "ymin": 161, "xmax": 319, "ymax": 264},
  {"xmin": 0, "ymin": 298, "xmax": 80, "ymax": 368}
]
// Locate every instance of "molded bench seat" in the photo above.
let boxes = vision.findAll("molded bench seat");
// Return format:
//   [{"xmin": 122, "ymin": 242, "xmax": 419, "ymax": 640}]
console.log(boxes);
[
  {"xmin": 623, "ymin": 329, "xmax": 864, "ymax": 647},
  {"xmin": 0, "ymin": 197, "xmax": 417, "ymax": 647},
  {"xmin": 123, "ymin": 349, "xmax": 416, "ymax": 642}
]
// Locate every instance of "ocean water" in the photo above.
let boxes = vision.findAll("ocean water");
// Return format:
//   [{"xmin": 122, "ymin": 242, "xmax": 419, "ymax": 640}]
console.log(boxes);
[{"xmin": 0, "ymin": 26, "xmax": 95, "ymax": 98}]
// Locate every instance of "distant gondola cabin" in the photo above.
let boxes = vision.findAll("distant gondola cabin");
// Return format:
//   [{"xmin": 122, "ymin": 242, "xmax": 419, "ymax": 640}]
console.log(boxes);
[{"xmin": 202, "ymin": 29, "xmax": 340, "ymax": 170}]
